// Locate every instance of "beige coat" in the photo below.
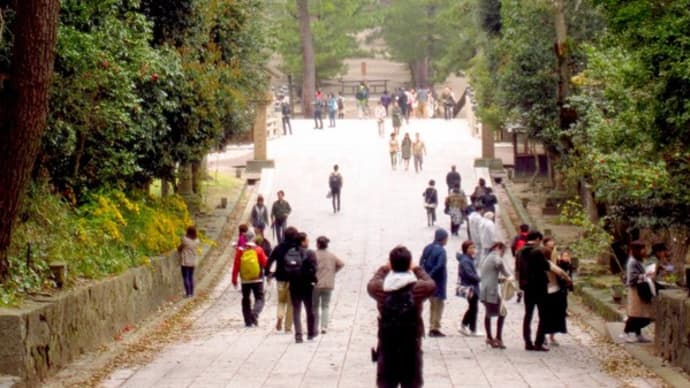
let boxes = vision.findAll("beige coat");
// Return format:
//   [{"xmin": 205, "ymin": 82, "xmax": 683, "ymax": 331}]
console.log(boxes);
[
  {"xmin": 315, "ymin": 249, "xmax": 344, "ymax": 289},
  {"xmin": 627, "ymin": 285, "xmax": 653, "ymax": 318}
]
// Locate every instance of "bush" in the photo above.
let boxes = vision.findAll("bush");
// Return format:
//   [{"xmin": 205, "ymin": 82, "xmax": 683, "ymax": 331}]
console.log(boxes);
[{"xmin": 1, "ymin": 185, "xmax": 192, "ymax": 306}]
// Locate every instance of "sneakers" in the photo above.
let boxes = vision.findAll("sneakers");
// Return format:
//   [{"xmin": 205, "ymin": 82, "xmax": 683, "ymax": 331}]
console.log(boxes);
[
  {"xmin": 459, "ymin": 325, "xmax": 471, "ymax": 336},
  {"xmin": 637, "ymin": 334, "xmax": 651, "ymax": 343},
  {"xmin": 470, "ymin": 330, "xmax": 484, "ymax": 337},
  {"xmin": 619, "ymin": 333, "xmax": 638, "ymax": 343}
]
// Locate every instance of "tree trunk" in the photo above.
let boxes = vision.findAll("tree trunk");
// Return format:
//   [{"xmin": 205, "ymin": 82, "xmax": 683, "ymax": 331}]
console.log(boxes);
[
  {"xmin": 191, "ymin": 160, "xmax": 201, "ymax": 194},
  {"xmin": 177, "ymin": 164, "xmax": 193, "ymax": 196},
  {"xmin": 161, "ymin": 179, "xmax": 171, "ymax": 197},
  {"xmin": 481, "ymin": 121, "xmax": 495, "ymax": 159},
  {"xmin": 553, "ymin": 0, "xmax": 576, "ymax": 132},
  {"xmin": 296, "ymin": 0, "xmax": 315, "ymax": 118},
  {"xmin": 0, "ymin": 0, "xmax": 60, "ymax": 282}
]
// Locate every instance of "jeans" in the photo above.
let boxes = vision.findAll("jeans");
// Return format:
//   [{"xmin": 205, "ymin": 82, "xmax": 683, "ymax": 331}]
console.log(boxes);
[
  {"xmin": 282, "ymin": 115, "xmax": 292, "ymax": 135},
  {"xmin": 290, "ymin": 285, "xmax": 316, "ymax": 340},
  {"xmin": 276, "ymin": 280, "xmax": 293, "ymax": 331},
  {"xmin": 313, "ymin": 288, "xmax": 333, "ymax": 331},
  {"xmin": 523, "ymin": 291, "xmax": 546, "ymax": 346},
  {"xmin": 328, "ymin": 110, "xmax": 336, "ymax": 127},
  {"xmin": 413, "ymin": 155, "xmax": 423, "ymax": 172},
  {"xmin": 429, "ymin": 297, "xmax": 444, "ymax": 331},
  {"xmin": 241, "ymin": 282, "xmax": 265, "ymax": 326},
  {"xmin": 314, "ymin": 111, "xmax": 323, "ymax": 129},
  {"xmin": 181, "ymin": 266, "xmax": 195, "ymax": 296},
  {"xmin": 331, "ymin": 189, "xmax": 341, "ymax": 213},
  {"xmin": 274, "ymin": 218, "xmax": 287, "ymax": 244},
  {"xmin": 462, "ymin": 292, "xmax": 478, "ymax": 331}
]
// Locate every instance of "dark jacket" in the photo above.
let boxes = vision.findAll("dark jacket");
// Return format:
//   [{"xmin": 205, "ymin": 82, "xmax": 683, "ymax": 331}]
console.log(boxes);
[
  {"xmin": 289, "ymin": 247, "xmax": 318, "ymax": 291},
  {"xmin": 270, "ymin": 199, "xmax": 291, "ymax": 222},
  {"xmin": 457, "ymin": 253, "xmax": 480, "ymax": 297},
  {"xmin": 423, "ymin": 187, "xmax": 438, "ymax": 206},
  {"xmin": 446, "ymin": 171, "xmax": 461, "ymax": 190},
  {"xmin": 250, "ymin": 204, "xmax": 269, "ymax": 229},
  {"xmin": 267, "ymin": 238, "xmax": 298, "ymax": 282},
  {"xmin": 367, "ymin": 266, "xmax": 436, "ymax": 338},
  {"xmin": 517, "ymin": 243, "xmax": 550, "ymax": 296},
  {"xmin": 420, "ymin": 241, "xmax": 447, "ymax": 299}
]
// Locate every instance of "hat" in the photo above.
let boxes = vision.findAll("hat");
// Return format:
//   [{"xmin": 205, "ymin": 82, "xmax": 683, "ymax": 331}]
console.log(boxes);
[
  {"xmin": 317, "ymin": 236, "xmax": 330, "ymax": 245},
  {"xmin": 434, "ymin": 228, "xmax": 449, "ymax": 242},
  {"xmin": 245, "ymin": 230, "xmax": 255, "ymax": 243}
]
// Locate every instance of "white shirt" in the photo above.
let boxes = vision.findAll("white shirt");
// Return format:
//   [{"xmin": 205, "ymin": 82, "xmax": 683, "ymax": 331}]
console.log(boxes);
[
  {"xmin": 479, "ymin": 218, "xmax": 496, "ymax": 251},
  {"xmin": 468, "ymin": 212, "xmax": 483, "ymax": 248}
]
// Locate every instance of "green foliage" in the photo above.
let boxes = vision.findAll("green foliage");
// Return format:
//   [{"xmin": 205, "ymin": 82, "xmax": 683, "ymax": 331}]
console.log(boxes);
[
  {"xmin": 1, "ymin": 185, "xmax": 192, "ymax": 306},
  {"xmin": 270, "ymin": 0, "xmax": 376, "ymax": 83},
  {"xmin": 559, "ymin": 199, "xmax": 614, "ymax": 265}
]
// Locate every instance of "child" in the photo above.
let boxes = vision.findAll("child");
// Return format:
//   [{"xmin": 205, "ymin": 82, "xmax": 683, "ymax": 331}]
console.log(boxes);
[
  {"xmin": 178, "ymin": 226, "xmax": 200, "ymax": 297},
  {"xmin": 236, "ymin": 224, "xmax": 248, "ymax": 248}
]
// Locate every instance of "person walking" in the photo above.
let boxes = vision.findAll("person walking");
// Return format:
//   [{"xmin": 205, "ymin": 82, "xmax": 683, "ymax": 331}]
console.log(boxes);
[
  {"xmin": 388, "ymin": 133, "xmax": 400, "ymax": 171},
  {"xmin": 542, "ymin": 238, "xmax": 568, "ymax": 346},
  {"xmin": 280, "ymin": 97, "xmax": 292, "ymax": 135},
  {"xmin": 467, "ymin": 204, "xmax": 484, "ymax": 249},
  {"xmin": 327, "ymin": 93, "xmax": 338, "ymax": 128},
  {"xmin": 416, "ymin": 87, "xmax": 428, "ymax": 118},
  {"xmin": 445, "ymin": 165, "xmax": 461, "ymax": 194},
  {"xmin": 270, "ymin": 190, "xmax": 291, "ymax": 244},
  {"xmin": 444, "ymin": 188, "xmax": 467, "ymax": 236},
  {"xmin": 313, "ymin": 236, "xmax": 344, "ymax": 334},
  {"xmin": 375, "ymin": 102, "xmax": 386, "ymax": 137},
  {"xmin": 442, "ymin": 87, "xmax": 455, "ymax": 120},
  {"xmin": 391, "ymin": 102, "xmax": 402, "ymax": 137},
  {"xmin": 422, "ymin": 180, "xmax": 439, "ymax": 227},
  {"xmin": 356, "ymin": 82, "xmax": 369, "ymax": 118},
  {"xmin": 470, "ymin": 178, "xmax": 489, "ymax": 206},
  {"xmin": 621, "ymin": 240, "xmax": 655, "ymax": 343},
  {"xmin": 397, "ymin": 88, "xmax": 408, "ymax": 124},
  {"xmin": 328, "ymin": 165, "xmax": 343, "ymax": 213},
  {"xmin": 267, "ymin": 226, "xmax": 299, "ymax": 333},
  {"xmin": 287, "ymin": 232, "xmax": 318, "ymax": 343},
  {"xmin": 178, "ymin": 226, "xmax": 200, "ymax": 298},
  {"xmin": 480, "ymin": 187, "xmax": 498, "ymax": 213},
  {"xmin": 401, "ymin": 133, "xmax": 412, "ymax": 171},
  {"xmin": 458, "ymin": 240, "xmax": 482, "ymax": 337},
  {"xmin": 480, "ymin": 242, "xmax": 512, "ymax": 348},
  {"xmin": 380, "ymin": 90, "xmax": 392, "ymax": 116},
  {"xmin": 420, "ymin": 228, "xmax": 449, "ymax": 337},
  {"xmin": 250, "ymin": 195, "xmax": 269, "ymax": 230},
  {"xmin": 232, "ymin": 230, "xmax": 269, "ymax": 327},
  {"xmin": 412, "ymin": 133, "xmax": 426, "ymax": 173},
  {"xmin": 313, "ymin": 93, "xmax": 324, "ymax": 129},
  {"xmin": 368, "ymin": 246, "xmax": 436, "ymax": 388}
]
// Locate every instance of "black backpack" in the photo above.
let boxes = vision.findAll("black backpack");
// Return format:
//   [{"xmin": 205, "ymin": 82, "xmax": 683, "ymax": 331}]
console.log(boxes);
[
  {"xmin": 329, "ymin": 173, "xmax": 342, "ymax": 190},
  {"xmin": 284, "ymin": 247, "xmax": 305, "ymax": 280},
  {"xmin": 378, "ymin": 287, "xmax": 417, "ymax": 371}
]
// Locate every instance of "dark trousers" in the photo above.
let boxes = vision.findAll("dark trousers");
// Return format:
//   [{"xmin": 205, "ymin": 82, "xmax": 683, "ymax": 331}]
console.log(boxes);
[
  {"xmin": 290, "ymin": 285, "xmax": 316, "ymax": 340},
  {"xmin": 274, "ymin": 218, "xmax": 287, "ymax": 244},
  {"xmin": 377, "ymin": 339, "xmax": 423, "ymax": 388},
  {"xmin": 314, "ymin": 111, "xmax": 323, "ymax": 129},
  {"xmin": 328, "ymin": 111, "xmax": 336, "ymax": 127},
  {"xmin": 624, "ymin": 317, "xmax": 651, "ymax": 335},
  {"xmin": 462, "ymin": 292, "xmax": 479, "ymax": 331},
  {"xmin": 282, "ymin": 115, "xmax": 292, "ymax": 135},
  {"xmin": 181, "ymin": 266, "xmax": 195, "ymax": 296},
  {"xmin": 241, "ymin": 282, "xmax": 265, "ymax": 326},
  {"xmin": 443, "ymin": 105, "xmax": 452, "ymax": 120},
  {"xmin": 331, "ymin": 189, "xmax": 341, "ymax": 212},
  {"xmin": 523, "ymin": 291, "xmax": 546, "ymax": 346}
]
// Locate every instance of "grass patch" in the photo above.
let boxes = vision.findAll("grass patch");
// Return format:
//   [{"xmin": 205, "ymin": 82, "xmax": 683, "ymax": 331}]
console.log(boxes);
[{"xmin": 1, "ymin": 184, "xmax": 193, "ymax": 306}]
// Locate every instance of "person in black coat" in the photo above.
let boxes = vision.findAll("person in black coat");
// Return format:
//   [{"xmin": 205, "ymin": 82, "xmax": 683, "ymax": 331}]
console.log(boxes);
[
  {"xmin": 445, "ymin": 165, "xmax": 461, "ymax": 194},
  {"xmin": 289, "ymin": 232, "xmax": 318, "ymax": 343}
]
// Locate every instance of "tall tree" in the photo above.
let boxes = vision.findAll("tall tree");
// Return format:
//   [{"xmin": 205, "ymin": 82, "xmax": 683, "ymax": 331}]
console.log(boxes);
[
  {"xmin": 0, "ymin": 0, "xmax": 60, "ymax": 281},
  {"xmin": 296, "ymin": 0, "xmax": 315, "ymax": 117}
]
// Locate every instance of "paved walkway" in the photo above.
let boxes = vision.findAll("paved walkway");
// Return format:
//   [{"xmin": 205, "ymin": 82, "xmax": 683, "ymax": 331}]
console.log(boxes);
[{"xmin": 102, "ymin": 118, "xmax": 653, "ymax": 388}]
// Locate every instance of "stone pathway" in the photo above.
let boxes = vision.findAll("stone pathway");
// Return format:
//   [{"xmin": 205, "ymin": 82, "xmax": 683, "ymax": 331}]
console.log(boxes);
[{"xmin": 101, "ymin": 118, "xmax": 661, "ymax": 388}]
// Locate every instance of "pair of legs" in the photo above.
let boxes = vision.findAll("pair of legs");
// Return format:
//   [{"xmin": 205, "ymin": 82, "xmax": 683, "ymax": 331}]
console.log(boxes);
[
  {"xmin": 390, "ymin": 152, "xmax": 397, "ymax": 170},
  {"xmin": 443, "ymin": 105, "xmax": 452, "ymax": 120},
  {"xmin": 312, "ymin": 288, "xmax": 332, "ymax": 333},
  {"xmin": 523, "ymin": 291, "xmax": 547, "ymax": 349},
  {"xmin": 314, "ymin": 112, "xmax": 323, "ymax": 129},
  {"xmin": 338, "ymin": 109, "xmax": 344, "ymax": 119},
  {"xmin": 462, "ymin": 292, "xmax": 479, "ymax": 332},
  {"xmin": 282, "ymin": 115, "xmax": 292, "ymax": 135},
  {"xmin": 483, "ymin": 302, "xmax": 506, "ymax": 347},
  {"xmin": 425, "ymin": 207, "xmax": 436, "ymax": 226},
  {"xmin": 376, "ymin": 342, "xmax": 423, "ymax": 388},
  {"xmin": 377, "ymin": 120, "xmax": 384, "ymax": 136},
  {"xmin": 290, "ymin": 285, "xmax": 316, "ymax": 341},
  {"xmin": 413, "ymin": 155, "xmax": 423, "ymax": 172},
  {"xmin": 624, "ymin": 317, "xmax": 652, "ymax": 335},
  {"xmin": 429, "ymin": 297, "xmax": 444, "ymax": 334},
  {"xmin": 331, "ymin": 189, "xmax": 341, "ymax": 213},
  {"xmin": 328, "ymin": 111, "xmax": 336, "ymax": 127},
  {"xmin": 241, "ymin": 282, "xmax": 264, "ymax": 326},
  {"xmin": 402, "ymin": 157, "xmax": 410, "ymax": 171},
  {"xmin": 181, "ymin": 266, "xmax": 195, "ymax": 297},
  {"xmin": 275, "ymin": 280, "xmax": 293, "ymax": 332},
  {"xmin": 274, "ymin": 219, "xmax": 287, "ymax": 244}
]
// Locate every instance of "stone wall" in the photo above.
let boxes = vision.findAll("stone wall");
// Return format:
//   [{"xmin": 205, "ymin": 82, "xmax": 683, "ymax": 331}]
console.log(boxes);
[
  {"xmin": 655, "ymin": 289, "xmax": 690, "ymax": 374},
  {"xmin": 0, "ymin": 246, "xmax": 222, "ymax": 384}
]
